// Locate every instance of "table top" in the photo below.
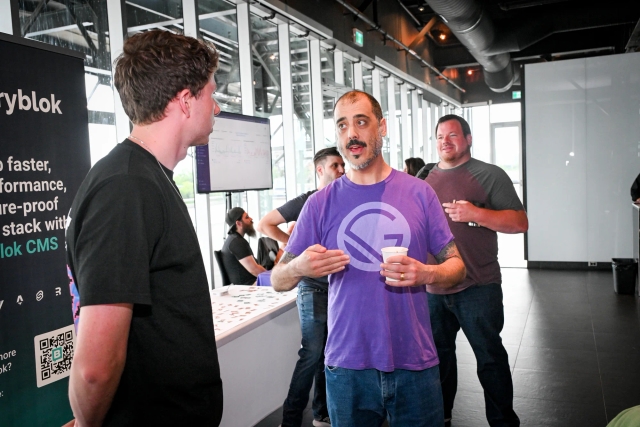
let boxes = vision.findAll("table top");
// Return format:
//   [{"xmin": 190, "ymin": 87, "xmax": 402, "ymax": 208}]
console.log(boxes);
[{"xmin": 210, "ymin": 285, "xmax": 297, "ymax": 346}]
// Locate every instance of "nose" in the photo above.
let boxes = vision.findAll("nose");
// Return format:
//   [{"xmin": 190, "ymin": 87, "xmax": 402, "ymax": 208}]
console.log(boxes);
[
  {"xmin": 338, "ymin": 164, "xmax": 345, "ymax": 174},
  {"xmin": 347, "ymin": 127, "xmax": 359, "ymax": 140},
  {"xmin": 213, "ymin": 98, "xmax": 221, "ymax": 116}
]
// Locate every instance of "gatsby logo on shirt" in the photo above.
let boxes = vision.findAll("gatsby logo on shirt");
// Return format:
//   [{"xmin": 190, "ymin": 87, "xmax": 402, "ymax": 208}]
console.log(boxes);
[{"xmin": 337, "ymin": 202, "xmax": 411, "ymax": 272}]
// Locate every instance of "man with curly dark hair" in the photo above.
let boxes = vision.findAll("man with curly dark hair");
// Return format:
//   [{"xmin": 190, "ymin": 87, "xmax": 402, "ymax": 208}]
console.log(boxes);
[{"xmin": 66, "ymin": 30, "xmax": 223, "ymax": 426}]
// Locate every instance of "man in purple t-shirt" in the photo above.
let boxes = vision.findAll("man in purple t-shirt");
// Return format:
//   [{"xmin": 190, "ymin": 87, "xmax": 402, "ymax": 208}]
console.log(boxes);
[
  {"xmin": 271, "ymin": 90, "xmax": 466, "ymax": 427},
  {"xmin": 425, "ymin": 115, "xmax": 528, "ymax": 427}
]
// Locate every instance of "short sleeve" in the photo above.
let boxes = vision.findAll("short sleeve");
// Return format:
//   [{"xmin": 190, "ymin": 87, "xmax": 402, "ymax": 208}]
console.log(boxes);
[
  {"xmin": 277, "ymin": 191, "xmax": 312, "ymax": 222},
  {"xmin": 228, "ymin": 237, "xmax": 253, "ymax": 260},
  {"xmin": 285, "ymin": 194, "xmax": 321, "ymax": 256},
  {"xmin": 73, "ymin": 175, "xmax": 164, "ymax": 306},
  {"xmin": 488, "ymin": 166, "xmax": 524, "ymax": 211}
]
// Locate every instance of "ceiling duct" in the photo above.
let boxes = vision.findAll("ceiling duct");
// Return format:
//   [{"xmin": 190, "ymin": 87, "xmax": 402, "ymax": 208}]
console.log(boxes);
[{"xmin": 425, "ymin": 0, "xmax": 516, "ymax": 92}]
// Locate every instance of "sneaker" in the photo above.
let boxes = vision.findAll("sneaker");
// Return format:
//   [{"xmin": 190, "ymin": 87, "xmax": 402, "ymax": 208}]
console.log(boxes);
[{"xmin": 312, "ymin": 417, "xmax": 331, "ymax": 427}]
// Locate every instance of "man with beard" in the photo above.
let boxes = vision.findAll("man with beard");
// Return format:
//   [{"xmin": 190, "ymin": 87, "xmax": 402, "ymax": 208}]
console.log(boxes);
[
  {"xmin": 271, "ymin": 90, "xmax": 466, "ymax": 427},
  {"xmin": 425, "ymin": 115, "xmax": 527, "ymax": 427},
  {"xmin": 221, "ymin": 207, "xmax": 266, "ymax": 285}
]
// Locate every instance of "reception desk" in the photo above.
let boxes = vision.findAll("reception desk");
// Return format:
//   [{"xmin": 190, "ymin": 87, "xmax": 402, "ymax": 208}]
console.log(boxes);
[{"xmin": 212, "ymin": 286, "xmax": 300, "ymax": 427}]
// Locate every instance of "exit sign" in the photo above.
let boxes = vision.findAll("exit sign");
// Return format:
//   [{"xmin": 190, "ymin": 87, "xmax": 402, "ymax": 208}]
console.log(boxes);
[
  {"xmin": 353, "ymin": 28, "xmax": 364, "ymax": 47},
  {"xmin": 512, "ymin": 91, "xmax": 522, "ymax": 99}
]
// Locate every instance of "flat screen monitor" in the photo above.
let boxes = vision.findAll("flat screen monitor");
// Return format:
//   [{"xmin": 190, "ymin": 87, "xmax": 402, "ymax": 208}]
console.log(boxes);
[{"xmin": 196, "ymin": 112, "xmax": 273, "ymax": 193}]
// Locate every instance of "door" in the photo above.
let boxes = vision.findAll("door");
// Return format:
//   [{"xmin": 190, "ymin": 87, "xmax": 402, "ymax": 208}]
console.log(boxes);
[{"xmin": 491, "ymin": 122, "xmax": 526, "ymax": 268}]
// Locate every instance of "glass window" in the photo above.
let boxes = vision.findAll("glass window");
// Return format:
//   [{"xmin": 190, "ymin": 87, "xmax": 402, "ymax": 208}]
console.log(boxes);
[
  {"xmin": 199, "ymin": 0, "xmax": 241, "ymax": 114},
  {"xmin": 323, "ymin": 96, "xmax": 337, "ymax": 148},
  {"xmin": 126, "ymin": 1, "xmax": 184, "ymax": 33},
  {"xmin": 290, "ymin": 32, "xmax": 315, "ymax": 194},
  {"xmin": 395, "ymin": 83, "xmax": 403, "ymax": 170},
  {"xmin": 379, "ymin": 75, "xmax": 390, "ymax": 164},
  {"xmin": 19, "ymin": 0, "xmax": 117, "ymax": 166},
  {"xmin": 249, "ymin": 14, "xmax": 284, "ymax": 218},
  {"xmin": 344, "ymin": 58, "xmax": 354, "ymax": 88},
  {"xmin": 362, "ymin": 66, "xmax": 373, "ymax": 95},
  {"xmin": 320, "ymin": 46, "xmax": 334, "ymax": 81},
  {"xmin": 469, "ymin": 105, "xmax": 491, "ymax": 163},
  {"xmin": 490, "ymin": 102, "xmax": 521, "ymax": 123}
]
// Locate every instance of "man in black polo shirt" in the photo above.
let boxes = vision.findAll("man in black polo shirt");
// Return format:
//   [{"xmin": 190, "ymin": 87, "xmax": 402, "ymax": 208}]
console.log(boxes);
[{"xmin": 221, "ymin": 207, "xmax": 266, "ymax": 285}]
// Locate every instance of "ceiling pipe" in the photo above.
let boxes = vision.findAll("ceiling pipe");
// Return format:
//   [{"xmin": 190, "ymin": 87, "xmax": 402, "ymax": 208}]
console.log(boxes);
[
  {"xmin": 425, "ymin": 0, "xmax": 516, "ymax": 92},
  {"xmin": 335, "ymin": 0, "xmax": 465, "ymax": 93}
]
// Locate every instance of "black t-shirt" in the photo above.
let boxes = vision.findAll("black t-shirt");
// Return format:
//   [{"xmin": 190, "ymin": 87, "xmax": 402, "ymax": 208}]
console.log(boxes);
[
  {"xmin": 65, "ymin": 140, "xmax": 222, "ymax": 426},
  {"xmin": 277, "ymin": 190, "xmax": 328, "ymax": 290},
  {"xmin": 221, "ymin": 231, "xmax": 257, "ymax": 285}
]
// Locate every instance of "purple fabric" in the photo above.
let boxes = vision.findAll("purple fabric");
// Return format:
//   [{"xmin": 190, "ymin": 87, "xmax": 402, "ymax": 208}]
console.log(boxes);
[
  {"xmin": 286, "ymin": 170, "xmax": 454, "ymax": 372},
  {"xmin": 257, "ymin": 270, "xmax": 272, "ymax": 287}
]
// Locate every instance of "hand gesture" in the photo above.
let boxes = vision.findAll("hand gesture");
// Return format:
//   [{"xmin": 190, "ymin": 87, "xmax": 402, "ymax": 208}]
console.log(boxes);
[
  {"xmin": 291, "ymin": 244, "xmax": 350, "ymax": 278},
  {"xmin": 442, "ymin": 200, "xmax": 477, "ymax": 223}
]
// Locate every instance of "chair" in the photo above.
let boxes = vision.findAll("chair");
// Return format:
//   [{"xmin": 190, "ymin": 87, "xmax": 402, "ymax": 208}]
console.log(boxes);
[
  {"xmin": 256, "ymin": 237, "xmax": 280, "ymax": 270},
  {"xmin": 214, "ymin": 250, "xmax": 231, "ymax": 287}
]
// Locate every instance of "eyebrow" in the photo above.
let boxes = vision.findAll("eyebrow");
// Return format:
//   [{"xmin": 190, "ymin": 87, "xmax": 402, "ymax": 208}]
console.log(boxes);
[{"xmin": 336, "ymin": 113, "xmax": 370, "ymax": 123}]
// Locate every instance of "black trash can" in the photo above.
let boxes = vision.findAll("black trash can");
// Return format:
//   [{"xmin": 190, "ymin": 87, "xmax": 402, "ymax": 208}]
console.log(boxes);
[{"xmin": 611, "ymin": 258, "xmax": 637, "ymax": 295}]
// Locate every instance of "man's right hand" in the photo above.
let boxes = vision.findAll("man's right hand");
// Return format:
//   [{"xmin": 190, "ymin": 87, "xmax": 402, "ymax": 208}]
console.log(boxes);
[
  {"xmin": 272, "ymin": 244, "xmax": 349, "ymax": 292},
  {"xmin": 290, "ymin": 244, "xmax": 350, "ymax": 278}
]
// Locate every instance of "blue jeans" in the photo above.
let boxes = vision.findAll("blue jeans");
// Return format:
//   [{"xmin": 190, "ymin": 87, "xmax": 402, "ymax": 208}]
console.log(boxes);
[
  {"xmin": 281, "ymin": 282, "xmax": 329, "ymax": 426},
  {"xmin": 428, "ymin": 283, "xmax": 520, "ymax": 427},
  {"xmin": 325, "ymin": 365, "xmax": 443, "ymax": 427}
]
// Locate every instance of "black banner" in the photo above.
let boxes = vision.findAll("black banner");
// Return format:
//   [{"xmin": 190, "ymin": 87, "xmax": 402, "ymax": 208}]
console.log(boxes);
[{"xmin": 0, "ymin": 34, "xmax": 91, "ymax": 426}]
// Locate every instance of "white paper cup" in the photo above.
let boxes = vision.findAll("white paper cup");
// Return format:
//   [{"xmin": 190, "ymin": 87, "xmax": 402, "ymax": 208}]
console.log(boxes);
[{"xmin": 381, "ymin": 246, "xmax": 408, "ymax": 282}]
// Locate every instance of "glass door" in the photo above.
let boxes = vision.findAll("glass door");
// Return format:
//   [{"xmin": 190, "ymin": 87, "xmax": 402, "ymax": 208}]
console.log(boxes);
[{"xmin": 491, "ymin": 122, "xmax": 526, "ymax": 267}]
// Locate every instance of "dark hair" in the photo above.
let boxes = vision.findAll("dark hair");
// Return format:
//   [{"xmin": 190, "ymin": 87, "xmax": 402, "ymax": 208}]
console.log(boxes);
[
  {"xmin": 114, "ymin": 30, "xmax": 219, "ymax": 125},
  {"xmin": 333, "ymin": 90, "xmax": 383, "ymax": 122},
  {"xmin": 435, "ymin": 114, "xmax": 472, "ymax": 137},
  {"xmin": 404, "ymin": 157, "xmax": 426, "ymax": 176},
  {"xmin": 313, "ymin": 147, "xmax": 342, "ymax": 168}
]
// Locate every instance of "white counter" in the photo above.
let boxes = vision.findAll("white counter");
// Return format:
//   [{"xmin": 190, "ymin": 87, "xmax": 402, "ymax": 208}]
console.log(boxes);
[{"xmin": 212, "ymin": 286, "xmax": 301, "ymax": 427}]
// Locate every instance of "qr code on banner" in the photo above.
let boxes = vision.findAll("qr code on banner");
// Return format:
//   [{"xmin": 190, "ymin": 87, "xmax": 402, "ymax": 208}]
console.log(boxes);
[{"xmin": 33, "ymin": 325, "xmax": 76, "ymax": 388}]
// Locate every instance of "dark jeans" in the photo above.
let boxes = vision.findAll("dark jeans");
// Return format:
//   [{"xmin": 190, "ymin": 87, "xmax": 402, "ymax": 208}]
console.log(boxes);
[
  {"xmin": 428, "ymin": 283, "xmax": 520, "ymax": 427},
  {"xmin": 281, "ymin": 282, "xmax": 329, "ymax": 427},
  {"xmin": 325, "ymin": 365, "xmax": 443, "ymax": 427}
]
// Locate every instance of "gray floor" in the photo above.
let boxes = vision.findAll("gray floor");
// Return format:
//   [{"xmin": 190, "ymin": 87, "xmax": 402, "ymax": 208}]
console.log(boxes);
[{"xmin": 256, "ymin": 268, "xmax": 640, "ymax": 427}]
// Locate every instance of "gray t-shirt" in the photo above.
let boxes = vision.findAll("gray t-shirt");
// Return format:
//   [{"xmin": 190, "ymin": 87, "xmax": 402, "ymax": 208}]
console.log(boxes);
[
  {"xmin": 425, "ymin": 158, "xmax": 524, "ymax": 294},
  {"xmin": 277, "ymin": 190, "xmax": 328, "ymax": 290}
]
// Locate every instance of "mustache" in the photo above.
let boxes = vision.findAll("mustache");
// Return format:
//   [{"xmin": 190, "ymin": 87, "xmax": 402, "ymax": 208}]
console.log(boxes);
[{"xmin": 346, "ymin": 140, "xmax": 367, "ymax": 149}]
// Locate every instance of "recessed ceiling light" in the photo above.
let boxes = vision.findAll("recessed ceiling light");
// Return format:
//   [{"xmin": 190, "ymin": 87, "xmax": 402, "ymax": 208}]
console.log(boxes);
[
  {"xmin": 418, "ymin": 6, "xmax": 424, "ymax": 11},
  {"xmin": 439, "ymin": 33, "xmax": 446, "ymax": 41}
]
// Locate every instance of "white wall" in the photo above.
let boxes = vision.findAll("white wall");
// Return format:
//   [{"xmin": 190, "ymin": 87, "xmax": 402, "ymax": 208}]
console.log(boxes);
[{"xmin": 526, "ymin": 53, "xmax": 640, "ymax": 262}]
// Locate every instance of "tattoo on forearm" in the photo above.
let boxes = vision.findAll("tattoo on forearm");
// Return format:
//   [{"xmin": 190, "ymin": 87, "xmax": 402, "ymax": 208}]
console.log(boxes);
[
  {"xmin": 279, "ymin": 251, "xmax": 297, "ymax": 264},
  {"xmin": 434, "ymin": 241, "xmax": 462, "ymax": 264}
]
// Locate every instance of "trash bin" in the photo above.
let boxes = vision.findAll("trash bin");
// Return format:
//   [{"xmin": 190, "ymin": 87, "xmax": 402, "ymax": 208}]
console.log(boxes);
[{"xmin": 611, "ymin": 258, "xmax": 637, "ymax": 295}]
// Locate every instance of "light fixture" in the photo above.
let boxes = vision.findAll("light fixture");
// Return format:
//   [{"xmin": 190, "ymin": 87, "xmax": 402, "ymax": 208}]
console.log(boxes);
[
  {"xmin": 439, "ymin": 33, "xmax": 446, "ymax": 41},
  {"xmin": 569, "ymin": 151, "xmax": 575, "ymax": 157},
  {"xmin": 418, "ymin": 6, "xmax": 424, "ymax": 12},
  {"xmin": 467, "ymin": 69, "xmax": 473, "ymax": 75}
]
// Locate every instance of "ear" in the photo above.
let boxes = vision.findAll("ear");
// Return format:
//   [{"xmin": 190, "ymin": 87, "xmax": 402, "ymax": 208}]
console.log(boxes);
[
  {"xmin": 316, "ymin": 164, "xmax": 323, "ymax": 177},
  {"xmin": 176, "ymin": 89, "xmax": 193, "ymax": 118},
  {"xmin": 466, "ymin": 133, "xmax": 473, "ymax": 147},
  {"xmin": 378, "ymin": 117, "xmax": 388, "ymax": 138}
]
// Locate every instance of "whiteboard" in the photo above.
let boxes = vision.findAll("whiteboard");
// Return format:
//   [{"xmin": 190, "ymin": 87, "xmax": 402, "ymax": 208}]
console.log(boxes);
[{"xmin": 196, "ymin": 112, "xmax": 273, "ymax": 193}]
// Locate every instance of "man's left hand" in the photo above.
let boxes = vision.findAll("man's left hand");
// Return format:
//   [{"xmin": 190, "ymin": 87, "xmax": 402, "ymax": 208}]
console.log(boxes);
[
  {"xmin": 380, "ymin": 255, "xmax": 431, "ymax": 287},
  {"xmin": 442, "ymin": 200, "xmax": 477, "ymax": 223}
]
